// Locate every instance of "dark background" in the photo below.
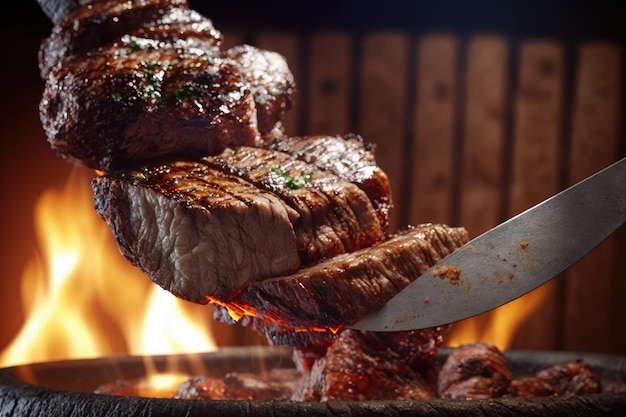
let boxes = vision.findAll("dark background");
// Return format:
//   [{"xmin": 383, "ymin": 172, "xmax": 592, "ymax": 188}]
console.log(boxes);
[{"xmin": 1, "ymin": 0, "xmax": 624, "ymax": 352}]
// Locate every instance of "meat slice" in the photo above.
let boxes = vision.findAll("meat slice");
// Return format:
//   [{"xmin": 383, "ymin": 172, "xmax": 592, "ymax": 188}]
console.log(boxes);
[
  {"xmin": 212, "ymin": 223, "xmax": 468, "ymax": 347},
  {"xmin": 291, "ymin": 329, "xmax": 439, "ymax": 401},
  {"xmin": 266, "ymin": 134, "xmax": 393, "ymax": 233},
  {"xmin": 39, "ymin": 0, "xmax": 296, "ymax": 172},
  {"xmin": 92, "ymin": 160, "xmax": 300, "ymax": 302},
  {"xmin": 437, "ymin": 342, "xmax": 513, "ymax": 399},
  {"xmin": 203, "ymin": 146, "xmax": 385, "ymax": 264}
]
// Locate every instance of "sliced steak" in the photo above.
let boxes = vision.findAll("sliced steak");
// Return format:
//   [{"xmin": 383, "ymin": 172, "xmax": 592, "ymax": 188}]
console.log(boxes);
[
  {"xmin": 212, "ymin": 223, "xmax": 468, "ymax": 347},
  {"xmin": 92, "ymin": 160, "xmax": 300, "ymax": 303},
  {"xmin": 203, "ymin": 146, "xmax": 385, "ymax": 265},
  {"xmin": 266, "ymin": 134, "xmax": 393, "ymax": 233}
]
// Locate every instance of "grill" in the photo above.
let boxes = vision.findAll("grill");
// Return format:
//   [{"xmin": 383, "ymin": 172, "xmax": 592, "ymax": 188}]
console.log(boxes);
[{"xmin": 1, "ymin": 347, "xmax": 626, "ymax": 416}]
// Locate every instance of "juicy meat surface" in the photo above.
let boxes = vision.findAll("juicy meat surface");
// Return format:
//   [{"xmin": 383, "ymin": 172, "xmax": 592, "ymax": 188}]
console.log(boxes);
[
  {"xmin": 291, "ymin": 329, "xmax": 440, "ymax": 401},
  {"xmin": 39, "ymin": 0, "xmax": 295, "ymax": 172},
  {"xmin": 534, "ymin": 361, "xmax": 601, "ymax": 396},
  {"xmin": 266, "ymin": 134, "xmax": 393, "ymax": 233},
  {"xmin": 223, "ymin": 45, "xmax": 295, "ymax": 134},
  {"xmin": 437, "ymin": 342, "xmax": 513, "ymax": 399},
  {"xmin": 92, "ymin": 147, "xmax": 387, "ymax": 304},
  {"xmin": 203, "ymin": 146, "xmax": 384, "ymax": 264},
  {"xmin": 213, "ymin": 223, "xmax": 469, "ymax": 347},
  {"xmin": 92, "ymin": 160, "xmax": 300, "ymax": 302},
  {"xmin": 42, "ymin": 41, "xmax": 259, "ymax": 172}
]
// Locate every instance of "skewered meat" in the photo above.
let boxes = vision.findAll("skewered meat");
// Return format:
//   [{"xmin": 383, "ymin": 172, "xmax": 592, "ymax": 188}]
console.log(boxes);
[
  {"xmin": 92, "ymin": 144, "xmax": 387, "ymax": 302},
  {"xmin": 39, "ymin": 0, "xmax": 295, "ymax": 172}
]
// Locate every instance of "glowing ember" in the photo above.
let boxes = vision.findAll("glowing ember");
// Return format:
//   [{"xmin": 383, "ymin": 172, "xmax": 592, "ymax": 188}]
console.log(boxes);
[{"xmin": 0, "ymin": 166, "xmax": 217, "ymax": 368}]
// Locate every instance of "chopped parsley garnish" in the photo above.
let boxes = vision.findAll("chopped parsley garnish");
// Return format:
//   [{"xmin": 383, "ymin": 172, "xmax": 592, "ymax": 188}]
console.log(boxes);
[
  {"xmin": 270, "ymin": 167, "xmax": 315, "ymax": 190},
  {"xmin": 128, "ymin": 41, "xmax": 142, "ymax": 53},
  {"xmin": 139, "ymin": 61, "xmax": 171, "ymax": 100}
]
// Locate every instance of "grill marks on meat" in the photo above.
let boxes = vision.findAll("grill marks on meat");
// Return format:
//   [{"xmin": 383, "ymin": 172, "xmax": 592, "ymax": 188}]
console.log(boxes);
[
  {"xmin": 203, "ymin": 146, "xmax": 384, "ymax": 264},
  {"xmin": 39, "ymin": 0, "xmax": 295, "ymax": 172},
  {"xmin": 92, "ymin": 145, "xmax": 387, "ymax": 303},
  {"xmin": 211, "ymin": 224, "xmax": 468, "ymax": 348},
  {"xmin": 266, "ymin": 134, "xmax": 393, "ymax": 234},
  {"xmin": 92, "ymin": 161, "xmax": 301, "ymax": 302},
  {"xmin": 42, "ymin": 44, "xmax": 258, "ymax": 172}
]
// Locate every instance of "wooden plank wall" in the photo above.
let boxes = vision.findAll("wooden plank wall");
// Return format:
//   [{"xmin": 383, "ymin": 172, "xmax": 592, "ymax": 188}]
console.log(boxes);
[{"xmin": 222, "ymin": 29, "xmax": 625, "ymax": 354}]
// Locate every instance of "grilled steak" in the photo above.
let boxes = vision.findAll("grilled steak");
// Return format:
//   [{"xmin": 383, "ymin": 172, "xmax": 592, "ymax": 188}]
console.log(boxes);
[
  {"xmin": 266, "ymin": 134, "xmax": 393, "ymax": 233},
  {"xmin": 212, "ymin": 223, "xmax": 469, "ymax": 347},
  {"xmin": 92, "ymin": 160, "xmax": 301, "ymax": 302},
  {"xmin": 92, "ymin": 146, "xmax": 386, "ymax": 303},
  {"xmin": 202, "ymin": 146, "xmax": 384, "ymax": 264},
  {"xmin": 39, "ymin": 0, "xmax": 295, "ymax": 172}
]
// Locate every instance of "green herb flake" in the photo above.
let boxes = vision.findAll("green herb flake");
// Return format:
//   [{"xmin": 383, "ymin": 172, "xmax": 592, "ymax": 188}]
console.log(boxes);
[
  {"xmin": 128, "ymin": 41, "xmax": 142, "ymax": 53},
  {"xmin": 129, "ymin": 173, "xmax": 147, "ymax": 182},
  {"xmin": 270, "ymin": 167, "xmax": 315, "ymax": 190}
]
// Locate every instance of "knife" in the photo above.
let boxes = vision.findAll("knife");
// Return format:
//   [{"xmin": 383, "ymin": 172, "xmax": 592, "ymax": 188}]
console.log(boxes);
[{"xmin": 351, "ymin": 157, "xmax": 626, "ymax": 332}]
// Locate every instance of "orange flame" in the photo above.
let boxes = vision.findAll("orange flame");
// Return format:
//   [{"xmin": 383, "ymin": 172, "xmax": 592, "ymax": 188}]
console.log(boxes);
[
  {"xmin": 444, "ymin": 285, "xmax": 550, "ymax": 349},
  {"xmin": 0, "ymin": 166, "xmax": 218, "ymax": 368}
]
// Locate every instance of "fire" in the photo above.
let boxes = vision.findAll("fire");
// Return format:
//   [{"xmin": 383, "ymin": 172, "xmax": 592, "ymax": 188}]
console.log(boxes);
[
  {"xmin": 0, "ymin": 166, "xmax": 217, "ymax": 368},
  {"xmin": 444, "ymin": 286, "xmax": 550, "ymax": 349}
]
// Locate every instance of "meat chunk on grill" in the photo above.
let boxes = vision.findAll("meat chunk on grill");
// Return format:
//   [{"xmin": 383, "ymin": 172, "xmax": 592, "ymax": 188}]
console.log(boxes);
[
  {"xmin": 534, "ymin": 361, "xmax": 601, "ymax": 396},
  {"xmin": 266, "ymin": 134, "xmax": 393, "ymax": 233},
  {"xmin": 92, "ymin": 160, "xmax": 300, "ymax": 302},
  {"xmin": 291, "ymin": 329, "xmax": 441, "ymax": 401},
  {"xmin": 212, "ymin": 223, "xmax": 468, "ymax": 347},
  {"xmin": 203, "ymin": 146, "xmax": 385, "ymax": 264},
  {"xmin": 437, "ymin": 342, "xmax": 513, "ymax": 399},
  {"xmin": 39, "ymin": 0, "xmax": 295, "ymax": 172}
]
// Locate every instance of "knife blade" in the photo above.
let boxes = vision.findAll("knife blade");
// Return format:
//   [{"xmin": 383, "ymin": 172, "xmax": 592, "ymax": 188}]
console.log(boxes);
[{"xmin": 351, "ymin": 157, "xmax": 626, "ymax": 332}]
